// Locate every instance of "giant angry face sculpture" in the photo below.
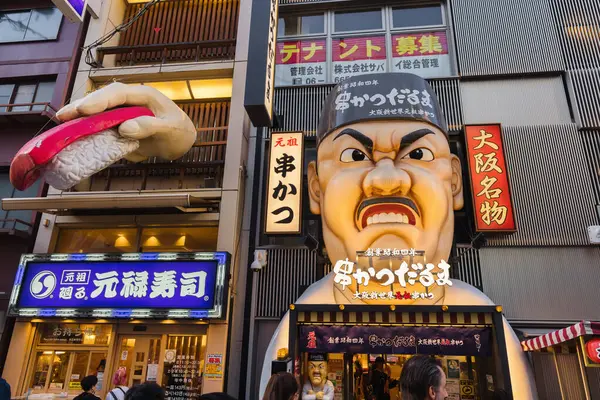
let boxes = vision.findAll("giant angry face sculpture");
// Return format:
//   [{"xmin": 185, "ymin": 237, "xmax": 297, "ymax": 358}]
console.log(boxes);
[
  {"xmin": 308, "ymin": 73, "xmax": 464, "ymax": 302},
  {"xmin": 307, "ymin": 354, "xmax": 328, "ymax": 387},
  {"xmin": 10, "ymin": 83, "xmax": 197, "ymax": 191}
]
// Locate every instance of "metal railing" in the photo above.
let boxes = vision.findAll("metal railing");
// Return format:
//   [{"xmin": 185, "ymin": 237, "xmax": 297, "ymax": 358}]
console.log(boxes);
[
  {"xmin": 96, "ymin": 40, "xmax": 236, "ymax": 67},
  {"xmin": 0, "ymin": 218, "xmax": 34, "ymax": 234},
  {"xmin": 0, "ymin": 102, "xmax": 57, "ymax": 114}
]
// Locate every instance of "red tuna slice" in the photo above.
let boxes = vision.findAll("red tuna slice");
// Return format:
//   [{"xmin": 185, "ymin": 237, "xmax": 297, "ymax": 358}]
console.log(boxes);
[{"xmin": 10, "ymin": 106, "xmax": 154, "ymax": 191}]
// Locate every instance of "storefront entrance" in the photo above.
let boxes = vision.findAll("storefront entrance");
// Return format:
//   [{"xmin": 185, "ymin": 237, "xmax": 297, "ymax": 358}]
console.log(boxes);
[
  {"xmin": 115, "ymin": 335, "xmax": 163, "ymax": 387},
  {"xmin": 289, "ymin": 305, "xmax": 513, "ymax": 400}
]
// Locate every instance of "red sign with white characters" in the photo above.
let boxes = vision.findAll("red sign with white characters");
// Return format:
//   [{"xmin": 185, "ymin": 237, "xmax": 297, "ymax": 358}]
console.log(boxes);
[{"xmin": 465, "ymin": 124, "xmax": 516, "ymax": 232}]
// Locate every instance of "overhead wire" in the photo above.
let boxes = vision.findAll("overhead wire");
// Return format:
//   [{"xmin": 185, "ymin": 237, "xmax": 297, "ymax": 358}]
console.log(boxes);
[{"xmin": 84, "ymin": 0, "xmax": 163, "ymax": 67}]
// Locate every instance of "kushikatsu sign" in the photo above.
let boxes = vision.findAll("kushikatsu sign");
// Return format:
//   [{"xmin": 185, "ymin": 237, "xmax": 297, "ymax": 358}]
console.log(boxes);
[
  {"xmin": 333, "ymin": 248, "xmax": 452, "ymax": 301},
  {"xmin": 8, "ymin": 252, "xmax": 230, "ymax": 319}
]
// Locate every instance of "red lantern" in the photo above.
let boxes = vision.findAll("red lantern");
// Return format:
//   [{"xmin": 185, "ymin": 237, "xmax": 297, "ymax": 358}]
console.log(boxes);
[{"xmin": 585, "ymin": 339, "xmax": 600, "ymax": 364}]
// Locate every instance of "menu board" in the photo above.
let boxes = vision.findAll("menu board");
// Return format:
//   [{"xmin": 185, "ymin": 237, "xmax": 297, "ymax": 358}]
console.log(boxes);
[{"xmin": 163, "ymin": 353, "xmax": 203, "ymax": 400}]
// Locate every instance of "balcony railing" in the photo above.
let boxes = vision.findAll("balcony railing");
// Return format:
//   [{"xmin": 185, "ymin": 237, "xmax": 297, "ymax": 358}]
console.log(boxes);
[
  {"xmin": 0, "ymin": 218, "xmax": 34, "ymax": 236},
  {"xmin": 96, "ymin": 40, "xmax": 236, "ymax": 67},
  {"xmin": 98, "ymin": 0, "xmax": 239, "ymax": 68},
  {"xmin": 76, "ymin": 100, "xmax": 230, "ymax": 192},
  {"xmin": 0, "ymin": 102, "xmax": 58, "ymax": 125}
]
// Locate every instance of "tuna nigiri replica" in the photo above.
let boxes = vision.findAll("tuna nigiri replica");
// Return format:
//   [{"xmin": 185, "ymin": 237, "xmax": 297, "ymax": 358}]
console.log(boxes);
[{"xmin": 9, "ymin": 83, "xmax": 197, "ymax": 191}]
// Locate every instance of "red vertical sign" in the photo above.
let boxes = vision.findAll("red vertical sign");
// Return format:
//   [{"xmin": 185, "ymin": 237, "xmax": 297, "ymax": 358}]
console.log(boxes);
[{"xmin": 465, "ymin": 124, "xmax": 516, "ymax": 232}]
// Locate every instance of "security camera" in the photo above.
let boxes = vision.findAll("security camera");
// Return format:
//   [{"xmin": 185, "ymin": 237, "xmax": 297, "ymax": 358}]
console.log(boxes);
[{"xmin": 250, "ymin": 249, "xmax": 267, "ymax": 272}]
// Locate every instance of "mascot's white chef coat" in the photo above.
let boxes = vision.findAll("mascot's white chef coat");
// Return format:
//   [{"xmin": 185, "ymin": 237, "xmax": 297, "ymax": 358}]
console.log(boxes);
[{"xmin": 259, "ymin": 274, "xmax": 538, "ymax": 400}]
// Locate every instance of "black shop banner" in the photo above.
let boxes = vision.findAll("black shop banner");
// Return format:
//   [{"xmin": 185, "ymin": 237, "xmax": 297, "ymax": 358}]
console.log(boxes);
[{"xmin": 300, "ymin": 325, "xmax": 492, "ymax": 356}]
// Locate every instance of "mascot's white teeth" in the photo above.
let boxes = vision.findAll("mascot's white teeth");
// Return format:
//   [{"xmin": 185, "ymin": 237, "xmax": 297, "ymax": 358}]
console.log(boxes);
[{"xmin": 43, "ymin": 129, "xmax": 139, "ymax": 190}]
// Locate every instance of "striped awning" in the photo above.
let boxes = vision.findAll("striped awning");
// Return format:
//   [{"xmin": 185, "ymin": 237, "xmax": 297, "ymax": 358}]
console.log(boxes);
[
  {"xmin": 521, "ymin": 320, "xmax": 600, "ymax": 351},
  {"xmin": 297, "ymin": 311, "xmax": 493, "ymax": 326}
]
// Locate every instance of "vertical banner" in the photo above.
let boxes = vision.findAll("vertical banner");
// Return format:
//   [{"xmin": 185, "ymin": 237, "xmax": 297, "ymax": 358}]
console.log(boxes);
[
  {"xmin": 391, "ymin": 31, "xmax": 451, "ymax": 78},
  {"xmin": 276, "ymin": 40, "xmax": 327, "ymax": 86},
  {"xmin": 332, "ymin": 36, "xmax": 387, "ymax": 83},
  {"xmin": 265, "ymin": 132, "xmax": 304, "ymax": 234},
  {"xmin": 464, "ymin": 124, "xmax": 516, "ymax": 232},
  {"xmin": 244, "ymin": 0, "xmax": 279, "ymax": 127}
]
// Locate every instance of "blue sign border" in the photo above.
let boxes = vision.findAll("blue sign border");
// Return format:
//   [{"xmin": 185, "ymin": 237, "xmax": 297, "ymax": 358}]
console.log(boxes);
[{"xmin": 8, "ymin": 252, "xmax": 230, "ymax": 319}]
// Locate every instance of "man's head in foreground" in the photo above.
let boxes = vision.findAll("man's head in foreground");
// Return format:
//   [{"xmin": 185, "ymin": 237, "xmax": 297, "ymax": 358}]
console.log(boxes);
[{"xmin": 400, "ymin": 355, "xmax": 447, "ymax": 400}]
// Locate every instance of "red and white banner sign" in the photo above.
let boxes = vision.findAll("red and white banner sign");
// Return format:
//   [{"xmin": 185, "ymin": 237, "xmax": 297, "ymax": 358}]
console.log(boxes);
[
  {"xmin": 331, "ymin": 36, "xmax": 387, "ymax": 83},
  {"xmin": 465, "ymin": 124, "xmax": 516, "ymax": 232},
  {"xmin": 275, "ymin": 40, "xmax": 326, "ymax": 86},
  {"xmin": 391, "ymin": 31, "xmax": 451, "ymax": 78}
]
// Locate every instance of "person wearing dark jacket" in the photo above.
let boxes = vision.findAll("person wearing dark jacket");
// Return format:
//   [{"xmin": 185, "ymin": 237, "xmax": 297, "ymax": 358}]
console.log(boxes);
[
  {"xmin": 0, "ymin": 376, "xmax": 10, "ymax": 400},
  {"xmin": 74, "ymin": 375, "xmax": 101, "ymax": 400}
]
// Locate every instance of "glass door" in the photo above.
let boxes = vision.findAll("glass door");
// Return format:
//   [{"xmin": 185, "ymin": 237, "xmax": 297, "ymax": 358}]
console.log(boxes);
[{"xmin": 115, "ymin": 336, "xmax": 162, "ymax": 388}]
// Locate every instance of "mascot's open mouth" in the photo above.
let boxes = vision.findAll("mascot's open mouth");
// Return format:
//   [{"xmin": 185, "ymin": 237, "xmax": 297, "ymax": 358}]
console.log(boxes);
[
  {"xmin": 10, "ymin": 106, "xmax": 154, "ymax": 191},
  {"xmin": 356, "ymin": 196, "xmax": 420, "ymax": 231}
]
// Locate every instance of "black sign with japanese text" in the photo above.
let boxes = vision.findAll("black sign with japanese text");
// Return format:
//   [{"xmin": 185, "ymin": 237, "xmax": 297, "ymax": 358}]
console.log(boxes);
[{"xmin": 300, "ymin": 325, "xmax": 492, "ymax": 356}]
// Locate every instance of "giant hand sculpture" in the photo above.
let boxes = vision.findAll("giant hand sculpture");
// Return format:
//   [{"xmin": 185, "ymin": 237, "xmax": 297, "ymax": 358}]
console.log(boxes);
[{"xmin": 10, "ymin": 82, "xmax": 197, "ymax": 191}]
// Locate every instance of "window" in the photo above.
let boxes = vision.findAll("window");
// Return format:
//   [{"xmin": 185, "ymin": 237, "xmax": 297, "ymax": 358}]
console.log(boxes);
[
  {"xmin": 55, "ymin": 226, "xmax": 219, "ymax": 253},
  {"xmin": 0, "ymin": 81, "xmax": 56, "ymax": 112},
  {"xmin": 0, "ymin": 84, "xmax": 14, "ymax": 112},
  {"xmin": 392, "ymin": 5, "xmax": 443, "ymax": 29},
  {"xmin": 275, "ymin": 4, "xmax": 452, "ymax": 86},
  {"xmin": 0, "ymin": 8, "xmax": 62, "ymax": 43},
  {"xmin": 278, "ymin": 14, "xmax": 325, "ymax": 37},
  {"xmin": 334, "ymin": 9, "xmax": 383, "ymax": 32}
]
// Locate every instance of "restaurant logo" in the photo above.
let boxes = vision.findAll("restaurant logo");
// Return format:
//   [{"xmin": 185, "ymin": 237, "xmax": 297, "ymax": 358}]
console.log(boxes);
[
  {"xmin": 332, "ymin": 248, "xmax": 452, "ymax": 300},
  {"xmin": 307, "ymin": 331, "xmax": 317, "ymax": 349},
  {"xmin": 30, "ymin": 270, "xmax": 56, "ymax": 299}
]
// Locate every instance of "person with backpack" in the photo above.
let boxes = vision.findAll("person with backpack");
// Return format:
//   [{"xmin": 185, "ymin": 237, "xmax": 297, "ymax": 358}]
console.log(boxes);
[{"xmin": 105, "ymin": 367, "xmax": 129, "ymax": 400}]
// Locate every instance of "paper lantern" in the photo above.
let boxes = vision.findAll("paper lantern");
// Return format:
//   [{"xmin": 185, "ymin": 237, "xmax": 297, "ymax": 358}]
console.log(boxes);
[{"xmin": 586, "ymin": 339, "xmax": 600, "ymax": 364}]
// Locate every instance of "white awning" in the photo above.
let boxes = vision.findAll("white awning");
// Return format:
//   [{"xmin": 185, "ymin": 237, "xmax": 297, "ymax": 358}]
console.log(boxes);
[{"xmin": 2, "ymin": 190, "xmax": 222, "ymax": 213}]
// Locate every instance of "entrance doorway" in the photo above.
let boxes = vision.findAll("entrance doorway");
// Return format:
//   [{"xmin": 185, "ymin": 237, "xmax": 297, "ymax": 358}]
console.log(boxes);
[{"xmin": 115, "ymin": 335, "xmax": 162, "ymax": 387}]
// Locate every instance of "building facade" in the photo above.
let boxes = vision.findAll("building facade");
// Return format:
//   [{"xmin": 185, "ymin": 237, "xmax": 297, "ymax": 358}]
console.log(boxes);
[
  {"xmin": 1, "ymin": 0, "xmax": 254, "ymax": 397},
  {"xmin": 0, "ymin": 0, "xmax": 84, "ymax": 373},
  {"xmin": 243, "ymin": 0, "xmax": 600, "ymax": 399}
]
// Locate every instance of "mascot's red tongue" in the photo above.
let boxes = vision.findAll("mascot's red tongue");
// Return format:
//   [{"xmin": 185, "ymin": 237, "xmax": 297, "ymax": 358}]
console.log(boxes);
[{"xmin": 10, "ymin": 106, "xmax": 154, "ymax": 191}]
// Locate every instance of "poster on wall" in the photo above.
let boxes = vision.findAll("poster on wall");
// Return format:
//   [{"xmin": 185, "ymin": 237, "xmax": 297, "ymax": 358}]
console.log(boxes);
[
  {"xmin": 205, "ymin": 353, "xmax": 224, "ymax": 379},
  {"xmin": 276, "ymin": 40, "xmax": 327, "ymax": 86},
  {"xmin": 265, "ymin": 132, "xmax": 304, "ymax": 234},
  {"xmin": 391, "ymin": 31, "xmax": 451, "ymax": 78},
  {"xmin": 332, "ymin": 36, "xmax": 387, "ymax": 83},
  {"xmin": 464, "ymin": 124, "xmax": 516, "ymax": 232}
]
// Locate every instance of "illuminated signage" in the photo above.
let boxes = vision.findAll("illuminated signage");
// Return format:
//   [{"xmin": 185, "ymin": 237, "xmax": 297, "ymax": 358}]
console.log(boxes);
[
  {"xmin": 581, "ymin": 337, "xmax": 600, "ymax": 367},
  {"xmin": 265, "ymin": 132, "xmax": 304, "ymax": 234},
  {"xmin": 9, "ymin": 252, "xmax": 230, "ymax": 319},
  {"xmin": 244, "ymin": 0, "xmax": 279, "ymax": 127},
  {"xmin": 51, "ymin": 0, "xmax": 87, "ymax": 22},
  {"xmin": 333, "ymin": 248, "xmax": 452, "ymax": 301},
  {"xmin": 465, "ymin": 124, "xmax": 516, "ymax": 232}
]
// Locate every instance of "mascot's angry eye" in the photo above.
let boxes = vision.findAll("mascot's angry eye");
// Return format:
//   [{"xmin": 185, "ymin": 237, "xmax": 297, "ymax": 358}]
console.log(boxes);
[
  {"xmin": 402, "ymin": 147, "xmax": 434, "ymax": 161},
  {"xmin": 340, "ymin": 148, "xmax": 370, "ymax": 163}
]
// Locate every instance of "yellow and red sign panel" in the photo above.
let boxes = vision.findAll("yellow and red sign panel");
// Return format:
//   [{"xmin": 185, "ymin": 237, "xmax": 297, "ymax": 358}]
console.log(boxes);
[{"xmin": 465, "ymin": 124, "xmax": 516, "ymax": 232}]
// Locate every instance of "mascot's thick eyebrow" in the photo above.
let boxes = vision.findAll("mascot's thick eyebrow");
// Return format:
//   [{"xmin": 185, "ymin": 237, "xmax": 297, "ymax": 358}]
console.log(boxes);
[
  {"xmin": 332, "ymin": 127, "xmax": 434, "ymax": 155},
  {"xmin": 333, "ymin": 128, "xmax": 374, "ymax": 155}
]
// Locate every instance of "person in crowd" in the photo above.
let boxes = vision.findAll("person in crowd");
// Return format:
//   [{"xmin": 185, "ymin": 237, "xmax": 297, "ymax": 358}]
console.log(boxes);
[
  {"xmin": 263, "ymin": 372, "xmax": 299, "ymax": 400},
  {"xmin": 124, "ymin": 382, "xmax": 165, "ymax": 400},
  {"xmin": 199, "ymin": 393, "xmax": 238, "ymax": 400},
  {"xmin": 369, "ymin": 357, "xmax": 398, "ymax": 400},
  {"xmin": 74, "ymin": 375, "xmax": 101, "ymax": 400},
  {"xmin": 399, "ymin": 356, "xmax": 448, "ymax": 400},
  {"xmin": 0, "ymin": 376, "xmax": 10, "ymax": 400},
  {"xmin": 105, "ymin": 367, "xmax": 129, "ymax": 400}
]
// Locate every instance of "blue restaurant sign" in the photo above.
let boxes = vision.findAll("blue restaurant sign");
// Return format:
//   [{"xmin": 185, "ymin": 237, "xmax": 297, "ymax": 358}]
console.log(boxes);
[
  {"xmin": 51, "ymin": 0, "xmax": 87, "ymax": 22},
  {"xmin": 9, "ymin": 252, "xmax": 230, "ymax": 319}
]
